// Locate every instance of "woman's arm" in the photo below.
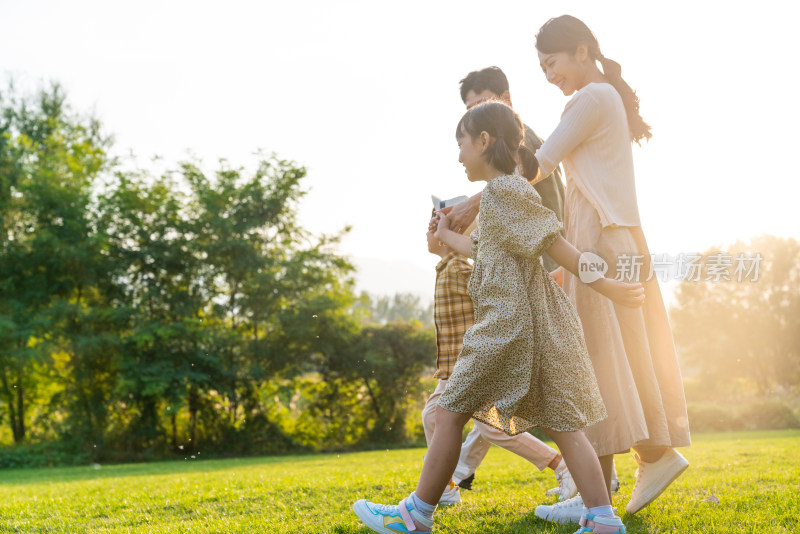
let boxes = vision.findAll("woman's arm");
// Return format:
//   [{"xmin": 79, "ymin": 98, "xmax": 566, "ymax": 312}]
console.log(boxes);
[
  {"xmin": 429, "ymin": 192, "xmax": 481, "ymax": 233},
  {"xmin": 534, "ymin": 89, "xmax": 603, "ymax": 183},
  {"xmin": 546, "ymin": 236, "xmax": 645, "ymax": 308},
  {"xmin": 433, "ymin": 213, "xmax": 472, "ymax": 257}
]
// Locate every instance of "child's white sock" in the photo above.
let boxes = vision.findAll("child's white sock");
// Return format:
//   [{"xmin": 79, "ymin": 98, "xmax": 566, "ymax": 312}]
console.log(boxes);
[
  {"xmin": 588, "ymin": 505, "xmax": 615, "ymax": 518},
  {"xmin": 410, "ymin": 492, "xmax": 436, "ymax": 521}
]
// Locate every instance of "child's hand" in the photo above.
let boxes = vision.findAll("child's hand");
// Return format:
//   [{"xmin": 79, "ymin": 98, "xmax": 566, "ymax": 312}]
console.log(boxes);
[
  {"xmin": 428, "ymin": 214, "xmax": 440, "ymax": 233},
  {"xmin": 591, "ymin": 278, "xmax": 645, "ymax": 308},
  {"xmin": 435, "ymin": 212, "xmax": 452, "ymax": 235},
  {"xmin": 428, "ymin": 213, "xmax": 440, "ymax": 232}
]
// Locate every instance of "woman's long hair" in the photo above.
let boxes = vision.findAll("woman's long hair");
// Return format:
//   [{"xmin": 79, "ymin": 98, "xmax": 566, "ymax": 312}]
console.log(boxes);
[{"xmin": 536, "ymin": 15, "xmax": 652, "ymax": 144}]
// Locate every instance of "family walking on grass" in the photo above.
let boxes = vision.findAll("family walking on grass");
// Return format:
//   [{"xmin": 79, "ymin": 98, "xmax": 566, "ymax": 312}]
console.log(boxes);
[{"xmin": 352, "ymin": 15, "xmax": 691, "ymax": 534}]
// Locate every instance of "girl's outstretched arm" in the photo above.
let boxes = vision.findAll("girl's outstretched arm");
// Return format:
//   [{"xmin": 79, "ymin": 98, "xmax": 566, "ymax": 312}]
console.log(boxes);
[
  {"xmin": 546, "ymin": 236, "xmax": 645, "ymax": 308},
  {"xmin": 434, "ymin": 213, "xmax": 472, "ymax": 257}
]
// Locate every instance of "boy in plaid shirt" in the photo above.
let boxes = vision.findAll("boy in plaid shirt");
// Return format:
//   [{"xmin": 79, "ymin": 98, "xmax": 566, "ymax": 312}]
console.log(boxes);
[{"xmin": 422, "ymin": 202, "xmax": 577, "ymax": 506}]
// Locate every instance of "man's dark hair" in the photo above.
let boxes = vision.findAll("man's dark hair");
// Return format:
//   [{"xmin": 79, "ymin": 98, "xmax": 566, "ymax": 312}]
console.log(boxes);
[{"xmin": 459, "ymin": 66, "xmax": 510, "ymax": 104}]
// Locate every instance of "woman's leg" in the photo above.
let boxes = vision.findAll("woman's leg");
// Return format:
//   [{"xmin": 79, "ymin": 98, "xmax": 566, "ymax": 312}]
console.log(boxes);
[
  {"xmin": 627, "ymin": 445, "xmax": 688, "ymax": 514},
  {"xmin": 414, "ymin": 406, "xmax": 472, "ymax": 505},
  {"xmin": 544, "ymin": 428, "xmax": 610, "ymax": 509},
  {"xmin": 598, "ymin": 454, "xmax": 615, "ymax": 500},
  {"xmin": 632, "ymin": 445, "xmax": 668, "ymax": 463}
]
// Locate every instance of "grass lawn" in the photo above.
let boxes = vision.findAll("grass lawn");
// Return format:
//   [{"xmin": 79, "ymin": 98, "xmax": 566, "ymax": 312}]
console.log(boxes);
[{"xmin": 1, "ymin": 429, "xmax": 798, "ymax": 533}]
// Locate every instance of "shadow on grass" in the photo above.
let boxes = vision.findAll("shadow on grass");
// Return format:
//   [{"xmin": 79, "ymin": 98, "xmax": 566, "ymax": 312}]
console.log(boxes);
[
  {"xmin": 0, "ymin": 453, "xmax": 326, "ymax": 486},
  {"xmin": 490, "ymin": 510, "xmax": 585, "ymax": 534},
  {"xmin": 341, "ymin": 508, "xmax": 661, "ymax": 534},
  {"xmin": 342, "ymin": 510, "xmax": 602, "ymax": 534}
]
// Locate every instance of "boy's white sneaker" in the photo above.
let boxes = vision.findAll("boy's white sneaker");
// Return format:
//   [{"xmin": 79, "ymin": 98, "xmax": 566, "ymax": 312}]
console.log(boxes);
[
  {"xmin": 545, "ymin": 459, "xmax": 578, "ymax": 501},
  {"xmin": 626, "ymin": 448, "xmax": 689, "ymax": 514},
  {"xmin": 535, "ymin": 494, "xmax": 585, "ymax": 525},
  {"xmin": 438, "ymin": 481, "xmax": 461, "ymax": 506}
]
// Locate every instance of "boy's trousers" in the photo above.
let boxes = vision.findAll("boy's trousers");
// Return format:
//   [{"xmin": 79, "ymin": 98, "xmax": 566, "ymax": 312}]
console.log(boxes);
[{"xmin": 421, "ymin": 379, "xmax": 558, "ymax": 484}]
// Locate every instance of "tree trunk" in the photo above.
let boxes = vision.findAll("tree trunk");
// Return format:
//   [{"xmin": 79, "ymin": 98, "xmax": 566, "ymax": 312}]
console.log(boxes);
[
  {"xmin": 171, "ymin": 412, "xmax": 177, "ymax": 450},
  {"xmin": 15, "ymin": 373, "xmax": 24, "ymax": 442},
  {"xmin": 77, "ymin": 374, "xmax": 94, "ymax": 437},
  {"xmin": 231, "ymin": 383, "xmax": 238, "ymax": 425},
  {"xmin": 188, "ymin": 385, "xmax": 198, "ymax": 447},
  {"xmin": 362, "ymin": 378, "xmax": 382, "ymax": 420},
  {"xmin": 1, "ymin": 366, "xmax": 21, "ymax": 443}
]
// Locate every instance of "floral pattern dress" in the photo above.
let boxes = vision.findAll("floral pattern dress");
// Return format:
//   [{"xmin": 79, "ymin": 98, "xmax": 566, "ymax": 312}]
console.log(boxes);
[{"xmin": 438, "ymin": 174, "xmax": 607, "ymax": 434}]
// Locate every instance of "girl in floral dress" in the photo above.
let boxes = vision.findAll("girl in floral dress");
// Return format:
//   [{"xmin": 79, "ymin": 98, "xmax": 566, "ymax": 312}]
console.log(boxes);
[{"xmin": 352, "ymin": 101, "xmax": 644, "ymax": 534}]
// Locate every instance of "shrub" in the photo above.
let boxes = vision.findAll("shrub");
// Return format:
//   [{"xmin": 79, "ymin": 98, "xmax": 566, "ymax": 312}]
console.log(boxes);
[
  {"xmin": 738, "ymin": 399, "xmax": 800, "ymax": 430},
  {"xmin": 687, "ymin": 398, "xmax": 800, "ymax": 433}
]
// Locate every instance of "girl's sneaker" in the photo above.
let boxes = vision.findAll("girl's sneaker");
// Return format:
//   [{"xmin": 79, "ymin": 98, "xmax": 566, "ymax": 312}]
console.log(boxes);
[
  {"xmin": 353, "ymin": 497, "xmax": 434, "ymax": 533},
  {"xmin": 574, "ymin": 512, "xmax": 626, "ymax": 534}
]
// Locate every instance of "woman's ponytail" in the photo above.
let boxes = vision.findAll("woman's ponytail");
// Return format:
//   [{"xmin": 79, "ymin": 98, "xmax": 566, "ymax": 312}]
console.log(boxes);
[
  {"xmin": 536, "ymin": 15, "xmax": 652, "ymax": 144},
  {"xmin": 596, "ymin": 53, "xmax": 651, "ymax": 144}
]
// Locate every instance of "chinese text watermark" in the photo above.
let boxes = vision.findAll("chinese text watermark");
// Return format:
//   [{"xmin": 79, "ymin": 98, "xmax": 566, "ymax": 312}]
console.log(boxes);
[{"xmin": 578, "ymin": 252, "xmax": 763, "ymax": 284}]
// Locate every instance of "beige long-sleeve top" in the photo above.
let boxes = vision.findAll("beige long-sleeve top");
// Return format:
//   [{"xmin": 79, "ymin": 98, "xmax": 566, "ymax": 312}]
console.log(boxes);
[{"xmin": 535, "ymin": 82, "xmax": 641, "ymax": 229}]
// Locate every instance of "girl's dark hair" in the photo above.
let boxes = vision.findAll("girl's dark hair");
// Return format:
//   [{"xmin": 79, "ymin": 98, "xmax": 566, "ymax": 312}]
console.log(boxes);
[
  {"xmin": 535, "ymin": 15, "xmax": 652, "ymax": 144},
  {"xmin": 455, "ymin": 101, "xmax": 539, "ymax": 180}
]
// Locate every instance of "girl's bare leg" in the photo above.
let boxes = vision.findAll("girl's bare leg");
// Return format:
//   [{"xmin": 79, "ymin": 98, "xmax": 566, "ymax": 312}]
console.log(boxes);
[
  {"xmin": 544, "ymin": 428, "xmax": 611, "ymax": 509},
  {"xmin": 414, "ymin": 406, "xmax": 472, "ymax": 505}
]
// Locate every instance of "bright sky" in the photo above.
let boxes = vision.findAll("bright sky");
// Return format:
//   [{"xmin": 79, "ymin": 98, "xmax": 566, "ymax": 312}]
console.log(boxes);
[{"xmin": 3, "ymin": 1, "xmax": 799, "ymax": 301}]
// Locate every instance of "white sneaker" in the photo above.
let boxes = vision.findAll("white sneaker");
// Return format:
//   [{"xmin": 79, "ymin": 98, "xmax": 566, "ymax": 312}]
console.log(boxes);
[
  {"xmin": 611, "ymin": 464, "xmax": 620, "ymax": 494},
  {"xmin": 534, "ymin": 494, "xmax": 585, "ymax": 525},
  {"xmin": 438, "ymin": 481, "xmax": 461, "ymax": 506},
  {"xmin": 545, "ymin": 459, "xmax": 578, "ymax": 501},
  {"xmin": 626, "ymin": 448, "xmax": 689, "ymax": 514}
]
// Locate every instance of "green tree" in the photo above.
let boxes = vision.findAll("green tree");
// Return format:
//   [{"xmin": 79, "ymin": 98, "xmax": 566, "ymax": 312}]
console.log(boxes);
[
  {"xmin": 96, "ymin": 170, "xmax": 212, "ymax": 452},
  {"xmin": 1, "ymin": 81, "xmax": 429, "ymax": 458},
  {"xmin": 356, "ymin": 322, "xmax": 434, "ymax": 442},
  {"xmin": 311, "ymin": 319, "xmax": 434, "ymax": 444},
  {"xmin": 0, "ymin": 83, "xmax": 108, "ymax": 444},
  {"xmin": 360, "ymin": 292, "xmax": 433, "ymax": 328},
  {"xmin": 181, "ymin": 157, "xmax": 354, "ymax": 449},
  {"xmin": 671, "ymin": 235, "xmax": 800, "ymax": 400}
]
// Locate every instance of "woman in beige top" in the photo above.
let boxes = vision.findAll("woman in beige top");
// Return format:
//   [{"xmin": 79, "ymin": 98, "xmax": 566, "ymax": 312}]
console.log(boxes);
[
  {"xmin": 443, "ymin": 14, "xmax": 691, "ymax": 524},
  {"xmin": 533, "ymin": 15, "xmax": 691, "ymax": 520}
]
